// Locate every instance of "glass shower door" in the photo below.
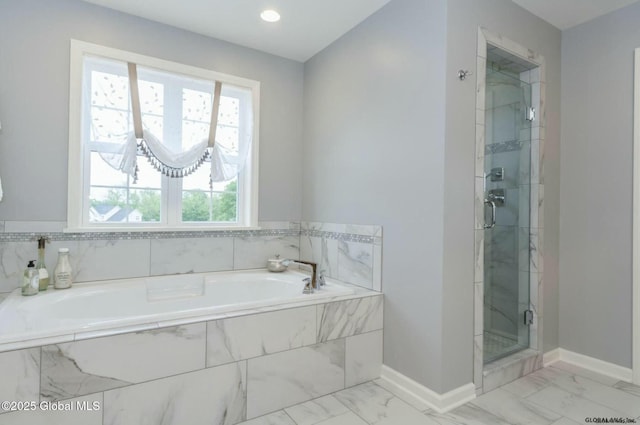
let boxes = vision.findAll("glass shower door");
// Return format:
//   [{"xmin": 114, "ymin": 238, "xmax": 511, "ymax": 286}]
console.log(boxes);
[{"xmin": 483, "ymin": 65, "xmax": 532, "ymax": 364}]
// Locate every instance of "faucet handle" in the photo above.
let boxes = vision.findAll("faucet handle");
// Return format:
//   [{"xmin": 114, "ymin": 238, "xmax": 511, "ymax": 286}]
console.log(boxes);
[
  {"xmin": 318, "ymin": 274, "xmax": 326, "ymax": 287},
  {"xmin": 302, "ymin": 277, "xmax": 314, "ymax": 294}
]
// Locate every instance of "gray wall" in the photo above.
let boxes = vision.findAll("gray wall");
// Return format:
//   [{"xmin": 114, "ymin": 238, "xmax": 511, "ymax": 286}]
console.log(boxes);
[
  {"xmin": 0, "ymin": 0, "xmax": 304, "ymax": 222},
  {"xmin": 442, "ymin": 0, "xmax": 562, "ymax": 390},
  {"xmin": 302, "ymin": 0, "xmax": 449, "ymax": 391},
  {"xmin": 560, "ymin": 3, "xmax": 640, "ymax": 368},
  {"xmin": 303, "ymin": 0, "xmax": 561, "ymax": 393}
]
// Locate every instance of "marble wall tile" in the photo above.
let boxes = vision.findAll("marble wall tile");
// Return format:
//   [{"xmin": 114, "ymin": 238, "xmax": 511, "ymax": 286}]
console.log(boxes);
[
  {"xmin": 0, "ymin": 221, "xmax": 4, "ymax": 233},
  {"xmin": 476, "ymin": 124, "xmax": 485, "ymax": 177},
  {"xmin": 207, "ymin": 306, "xmax": 317, "ymax": 367},
  {"xmin": 345, "ymin": 330, "xmax": 383, "ymax": 387},
  {"xmin": 486, "ymin": 151, "xmax": 521, "ymax": 190},
  {"xmin": 103, "ymin": 361, "xmax": 247, "ymax": 425},
  {"xmin": 476, "ymin": 107, "xmax": 485, "ymax": 126},
  {"xmin": 150, "ymin": 237, "xmax": 234, "ymax": 275},
  {"xmin": 0, "ymin": 348, "xmax": 40, "ymax": 413},
  {"xmin": 284, "ymin": 395, "xmax": 349, "ymax": 425},
  {"xmin": 246, "ymin": 340, "xmax": 345, "ymax": 419},
  {"xmin": 299, "ymin": 235, "xmax": 338, "ymax": 279},
  {"xmin": 496, "ymin": 188, "xmax": 520, "ymax": 227},
  {"xmin": 490, "ymin": 105, "xmax": 519, "ymax": 145},
  {"xmin": 0, "ymin": 241, "xmax": 37, "ymax": 292},
  {"xmin": 488, "ymin": 226, "xmax": 518, "ymax": 266},
  {"xmin": 344, "ymin": 224, "xmax": 382, "ymax": 237},
  {"xmin": 518, "ymin": 140, "xmax": 531, "ymax": 185},
  {"xmin": 476, "ymin": 56, "xmax": 487, "ymax": 109},
  {"xmin": 474, "ymin": 283, "xmax": 484, "ymax": 336},
  {"xmin": 337, "ymin": 241, "xmax": 373, "ymax": 290},
  {"xmin": 41, "ymin": 323, "xmax": 206, "ymax": 400},
  {"xmin": 317, "ymin": 296, "xmax": 383, "ymax": 342},
  {"xmin": 234, "ymin": 235, "xmax": 299, "ymax": 270},
  {"xmin": 474, "ymin": 335, "xmax": 483, "ymax": 389},
  {"xmin": 302, "ymin": 222, "xmax": 381, "ymax": 237},
  {"xmin": 518, "ymin": 227, "xmax": 542, "ymax": 273},
  {"xmin": 372, "ymin": 239, "xmax": 382, "ymax": 292},
  {"xmin": 475, "ymin": 177, "xmax": 486, "ymax": 230},
  {"xmin": 474, "ymin": 230, "xmax": 484, "ymax": 284},
  {"xmin": 74, "ymin": 239, "xmax": 151, "ymax": 282},
  {"xmin": 0, "ymin": 394, "xmax": 102, "ymax": 425}
]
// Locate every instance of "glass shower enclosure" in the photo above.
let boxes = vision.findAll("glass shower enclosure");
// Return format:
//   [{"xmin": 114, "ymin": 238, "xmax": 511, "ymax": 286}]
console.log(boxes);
[{"xmin": 483, "ymin": 59, "xmax": 532, "ymax": 363}]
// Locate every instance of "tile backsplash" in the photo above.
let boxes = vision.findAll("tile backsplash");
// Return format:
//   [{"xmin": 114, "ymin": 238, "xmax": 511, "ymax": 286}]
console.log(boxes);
[{"xmin": 0, "ymin": 221, "xmax": 382, "ymax": 293}]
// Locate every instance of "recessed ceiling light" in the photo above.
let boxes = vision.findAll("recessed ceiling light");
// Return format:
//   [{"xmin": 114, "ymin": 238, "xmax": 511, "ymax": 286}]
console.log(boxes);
[{"xmin": 260, "ymin": 9, "xmax": 281, "ymax": 23}]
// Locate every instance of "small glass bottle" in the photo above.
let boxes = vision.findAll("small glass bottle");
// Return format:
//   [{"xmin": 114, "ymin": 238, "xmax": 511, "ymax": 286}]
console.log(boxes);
[
  {"xmin": 22, "ymin": 260, "xmax": 39, "ymax": 296},
  {"xmin": 36, "ymin": 237, "xmax": 50, "ymax": 291},
  {"xmin": 54, "ymin": 248, "xmax": 72, "ymax": 290}
]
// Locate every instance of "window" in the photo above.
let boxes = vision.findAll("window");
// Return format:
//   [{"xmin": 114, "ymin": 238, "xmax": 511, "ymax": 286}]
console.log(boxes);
[{"xmin": 67, "ymin": 41, "xmax": 259, "ymax": 231}]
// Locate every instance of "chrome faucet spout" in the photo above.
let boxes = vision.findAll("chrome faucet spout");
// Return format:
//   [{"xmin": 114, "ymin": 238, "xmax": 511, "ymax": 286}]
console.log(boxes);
[{"xmin": 285, "ymin": 260, "xmax": 318, "ymax": 289}]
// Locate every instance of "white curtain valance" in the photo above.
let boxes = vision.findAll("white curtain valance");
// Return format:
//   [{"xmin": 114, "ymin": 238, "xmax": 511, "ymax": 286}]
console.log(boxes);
[{"xmin": 95, "ymin": 59, "xmax": 251, "ymax": 183}]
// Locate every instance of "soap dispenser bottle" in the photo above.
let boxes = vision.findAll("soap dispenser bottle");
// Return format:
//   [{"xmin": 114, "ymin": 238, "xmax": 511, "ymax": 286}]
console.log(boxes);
[
  {"xmin": 36, "ymin": 237, "xmax": 49, "ymax": 291},
  {"xmin": 22, "ymin": 260, "xmax": 39, "ymax": 296},
  {"xmin": 54, "ymin": 248, "xmax": 72, "ymax": 289}
]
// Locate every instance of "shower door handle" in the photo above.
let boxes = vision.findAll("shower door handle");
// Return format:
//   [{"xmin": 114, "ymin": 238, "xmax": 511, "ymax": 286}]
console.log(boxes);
[{"xmin": 484, "ymin": 199, "xmax": 496, "ymax": 229}]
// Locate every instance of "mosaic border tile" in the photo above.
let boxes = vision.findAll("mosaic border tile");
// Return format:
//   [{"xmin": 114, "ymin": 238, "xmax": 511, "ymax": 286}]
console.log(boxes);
[{"xmin": 0, "ymin": 229, "xmax": 300, "ymax": 243}]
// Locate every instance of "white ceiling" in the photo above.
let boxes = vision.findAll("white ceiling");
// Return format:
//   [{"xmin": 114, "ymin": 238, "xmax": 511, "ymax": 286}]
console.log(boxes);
[
  {"xmin": 80, "ymin": 0, "xmax": 640, "ymax": 62},
  {"xmin": 511, "ymin": 0, "xmax": 640, "ymax": 30},
  {"xmin": 79, "ymin": 0, "xmax": 392, "ymax": 62}
]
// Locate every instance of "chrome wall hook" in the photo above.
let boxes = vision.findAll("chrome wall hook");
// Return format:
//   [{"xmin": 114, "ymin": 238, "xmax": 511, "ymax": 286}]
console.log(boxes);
[{"xmin": 458, "ymin": 69, "xmax": 473, "ymax": 81}]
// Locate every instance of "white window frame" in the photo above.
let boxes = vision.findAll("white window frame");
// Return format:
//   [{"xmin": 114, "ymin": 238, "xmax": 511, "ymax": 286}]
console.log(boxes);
[{"xmin": 67, "ymin": 40, "xmax": 260, "ymax": 232}]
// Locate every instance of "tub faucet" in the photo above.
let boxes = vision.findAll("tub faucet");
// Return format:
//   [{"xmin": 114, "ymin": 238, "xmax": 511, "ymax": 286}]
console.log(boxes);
[{"xmin": 283, "ymin": 259, "xmax": 319, "ymax": 289}]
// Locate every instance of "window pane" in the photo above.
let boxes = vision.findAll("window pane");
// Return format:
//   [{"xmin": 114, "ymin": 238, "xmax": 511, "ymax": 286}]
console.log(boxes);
[
  {"xmin": 219, "ymin": 96, "xmax": 239, "ymax": 126},
  {"xmin": 132, "ymin": 157, "xmax": 162, "ymax": 189},
  {"xmin": 91, "ymin": 71, "xmax": 129, "ymax": 110},
  {"xmin": 181, "ymin": 175, "xmax": 238, "ymax": 223},
  {"xmin": 138, "ymin": 81, "xmax": 164, "ymax": 115},
  {"xmin": 183, "ymin": 88, "xmax": 212, "ymax": 122},
  {"xmin": 91, "ymin": 107, "xmax": 130, "ymax": 142},
  {"xmin": 90, "ymin": 152, "xmax": 127, "ymax": 187},
  {"xmin": 129, "ymin": 189, "xmax": 161, "ymax": 222}
]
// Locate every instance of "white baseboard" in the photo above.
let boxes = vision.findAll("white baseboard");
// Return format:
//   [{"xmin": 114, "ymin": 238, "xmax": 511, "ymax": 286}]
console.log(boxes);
[
  {"xmin": 379, "ymin": 365, "xmax": 476, "ymax": 413},
  {"xmin": 543, "ymin": 348, "xmax": 633, "ymax": 382},
  {"xmin": 542, "ymin": 348, "xmax": 560, "ymax": 366}
]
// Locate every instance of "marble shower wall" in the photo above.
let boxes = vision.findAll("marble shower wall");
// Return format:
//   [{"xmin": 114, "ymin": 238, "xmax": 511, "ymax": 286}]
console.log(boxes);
[
  {"xmin": 474, "ymin": 28, "xmax": 546, "ymax": 393},
  {"xmin": 0, "ymin": 221, "xmax": 383, "ymax": 293},
  {"xmin": 0, "ymin": 294, "xmax": 383, "ymax": 424}
]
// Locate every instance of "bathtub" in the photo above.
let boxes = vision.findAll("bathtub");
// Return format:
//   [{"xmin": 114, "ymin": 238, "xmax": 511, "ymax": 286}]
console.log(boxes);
[{"xmin": 0, "ymin": 269, "xmax": 355, "ymax": 349}]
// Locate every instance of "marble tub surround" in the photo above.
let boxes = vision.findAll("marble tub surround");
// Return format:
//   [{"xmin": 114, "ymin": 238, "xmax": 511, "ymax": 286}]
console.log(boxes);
[
  {"xmin": 0, "ymin": 221, "xmax": 301, "ymax": 293},
  {"xmin": 40, "ymin": 323, "xmax": 207, "ymax": 401},
  {"xmin": 300, "ymin": 222, "xmax": 382, "ymax": 292},
  {"xmin": 0, "ymin": 220, "xmax": 383, "ymax": 294},
  {"xmin": 0, "ymin": 293, "xmax": 383, "ymax": 423}
]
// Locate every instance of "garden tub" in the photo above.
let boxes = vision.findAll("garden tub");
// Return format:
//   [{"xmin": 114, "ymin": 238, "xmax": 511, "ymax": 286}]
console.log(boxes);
[{"xmin": 0, "ymin": 269, "xmax": 355, "ymax": 350}]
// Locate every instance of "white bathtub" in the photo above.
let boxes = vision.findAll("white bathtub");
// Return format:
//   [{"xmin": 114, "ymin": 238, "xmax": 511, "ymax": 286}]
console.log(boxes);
[{"xmin": 0, "ymin": 269, "xmax": 355, "ymax": 349}]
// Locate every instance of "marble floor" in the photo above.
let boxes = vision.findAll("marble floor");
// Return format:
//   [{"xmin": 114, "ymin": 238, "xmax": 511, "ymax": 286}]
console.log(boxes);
[{"xmin": 238, "ymin": 361, "xmax": 640, "ymax": 425}]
